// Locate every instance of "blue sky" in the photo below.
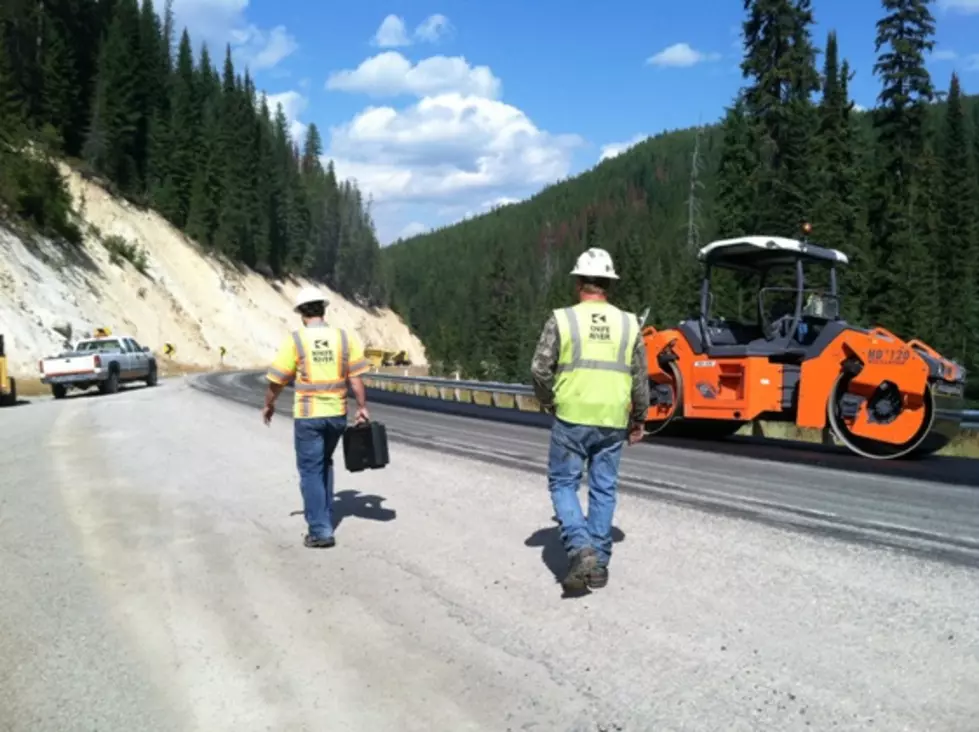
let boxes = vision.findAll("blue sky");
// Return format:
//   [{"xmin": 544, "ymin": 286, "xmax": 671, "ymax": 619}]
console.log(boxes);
[{"xmin": 170, "ymin": 0, "xmax": 979, "ymax": 245}]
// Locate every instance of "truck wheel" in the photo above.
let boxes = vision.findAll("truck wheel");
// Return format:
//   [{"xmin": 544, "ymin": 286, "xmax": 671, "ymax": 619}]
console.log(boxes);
[
  {"xmin": 0, "ymin": 378, "xmax": 15, "ymax": 406},
  {"xmin": 100, "ymin": 369, "xmax": 119, "ymax": 394},
  {"xmin": 52, "ymin": 383, "xmax": 67, "ymax": 399},
  {"xmin": 146, "ymin": 362, "xmax": 158, "ymax": 387}
]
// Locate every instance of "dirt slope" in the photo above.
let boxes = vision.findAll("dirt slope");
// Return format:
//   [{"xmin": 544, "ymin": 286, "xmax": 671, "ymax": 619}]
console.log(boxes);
[{"xmin": 0, "ymin": 162, "xmax": 427, "ymax": 377}]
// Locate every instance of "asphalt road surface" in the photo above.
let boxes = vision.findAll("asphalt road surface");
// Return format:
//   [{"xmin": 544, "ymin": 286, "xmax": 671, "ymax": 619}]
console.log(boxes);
[
  {"xmin": 199, "ymin": 371, "xmax": 979, "ymax": 568},
  {"xmin": 1, "ymin": 375, "xmax": 978, "ymax": 731}
]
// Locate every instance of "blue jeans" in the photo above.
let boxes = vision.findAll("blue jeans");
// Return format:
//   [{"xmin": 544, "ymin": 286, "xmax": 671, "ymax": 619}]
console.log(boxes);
[
  {"xmin": 294, "ymin": 415, "xmax": 348, "ymax": 538},
  {"xmin": 547, "ymin": 417, "xmax": 627, "ymax": 567}
]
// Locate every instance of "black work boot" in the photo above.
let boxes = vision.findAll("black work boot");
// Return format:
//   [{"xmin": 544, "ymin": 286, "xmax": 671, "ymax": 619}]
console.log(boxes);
[
  {"xmin": 586, "ymin": 565, "xmax": 608, "ymax": 589},
  {"xmin": 563, "ymin": 546, "xmax": 598, "ymax": 589},
  {"xmin": 304, "ymin": 534, "xmax": 336, "ymax": 548}
]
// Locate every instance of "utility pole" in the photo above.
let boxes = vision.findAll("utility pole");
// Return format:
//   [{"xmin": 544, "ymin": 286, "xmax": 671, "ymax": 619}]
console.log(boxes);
[{"xmin": 686, "ymin": 121, "xmax": 705, "ymax": 252}]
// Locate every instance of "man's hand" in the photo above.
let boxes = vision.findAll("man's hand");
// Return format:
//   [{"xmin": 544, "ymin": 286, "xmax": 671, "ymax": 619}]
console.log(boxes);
[
  {"xmin": 263, "ymin": 382, "xmax": 285, "ymax": 426},
  {"xmin": 628, "ymin": 423, "xmax": 645, "ymax": 445},
  {"xmin": 354, "ymin": 405, "xmax": 370, "ymax": 425}
]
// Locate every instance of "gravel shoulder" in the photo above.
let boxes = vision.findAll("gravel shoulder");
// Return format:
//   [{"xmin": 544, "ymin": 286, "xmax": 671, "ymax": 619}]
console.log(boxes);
[{"xmin": 1, "ymin": 378, "xmax": 977, "ymax": 732}]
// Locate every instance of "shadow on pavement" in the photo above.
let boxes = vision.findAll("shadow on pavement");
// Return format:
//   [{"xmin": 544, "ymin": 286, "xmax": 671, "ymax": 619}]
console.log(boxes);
[
  {"xmin": 333, "ymin": 490, "xmax": 397, "ymax": 530},
  {"xmin": 289, "ymin": 491, "xmax": 397, "ymax": 531},
  {"xmin": 525, "ymin": 518, "xmax": 626, "ymax": 599}
]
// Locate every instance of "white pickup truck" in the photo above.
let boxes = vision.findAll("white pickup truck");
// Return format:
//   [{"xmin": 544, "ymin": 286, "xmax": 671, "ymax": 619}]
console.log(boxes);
[{"xmin": 39, "ymin": 333, "xmax": 159, "ymax": 399}]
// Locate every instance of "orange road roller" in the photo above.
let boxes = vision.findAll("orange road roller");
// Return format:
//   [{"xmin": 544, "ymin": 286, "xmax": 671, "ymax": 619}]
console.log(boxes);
[{"xmin": 640, "ymin": 231, "xmax": 967, "ymax": 459}]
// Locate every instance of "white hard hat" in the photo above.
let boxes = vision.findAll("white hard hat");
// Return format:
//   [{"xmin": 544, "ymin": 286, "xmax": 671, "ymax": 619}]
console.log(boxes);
[
  {"xmin": 293, "ymin": 286, "xmax": 328, "ymax": 312},
  {"xmin": 570, "ymin": 247, "xmax": 619, "ymax": 280}
]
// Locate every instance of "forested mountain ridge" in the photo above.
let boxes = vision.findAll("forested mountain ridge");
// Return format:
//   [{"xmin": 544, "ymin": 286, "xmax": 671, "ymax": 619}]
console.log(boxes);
[
  {"xmin": 1, "ymin": 0, "xmax": 384, "ymax": 306},
  {"xmin": 382, "ymin": 0, "xmax": 979, "ymax": 389}
]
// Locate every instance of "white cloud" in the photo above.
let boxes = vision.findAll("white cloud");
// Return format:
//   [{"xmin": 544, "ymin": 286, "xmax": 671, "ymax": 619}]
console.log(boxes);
[
  {"xmin": 415, "ymin": 14, "xmax": 453, "ymax": 43},
  {"xmin": 646, "ymin": 42, "xmax": 721, "ymax": 68},
  {"xmin": 927, "ymin": 47, "xmax": 979, "ymax": 71},
  {"xmin": 247, "ymin": 26, "xmax": 298, "ymax": 70},
  {"xmin": 370, "ymin": 13, "xmax": 454, "ymax": 48},
  {"xmin": 326, "ymin": 92, "xmax": 582, "ymax": 205},
  {"xmin": 938, "ymin": 0, "xmax": 979, "ymax": 13},
  {"xmin": 482, "ymin": 196, "xmax": 519, "ymax": 209},
  {"xmin": 372, "ymin": 14, "xmax": 411, "ymax": 47},
  {"xmin": 327, "ymin": 52, "xmax": 501, "ymax": 99},
  {"xmin": 398, "ymin": 222, "xmax": 430, "ymax": 239},
  {"xmin": 598, "ymin": 134, "xmax": 647, "ymax": 163},
  {"xmin": 325, "ymin": 26, "xmax": 579, "ymax": 243},
  {"xmin": 266, "ymin": 91, "xmax": 308, "ymax": 141},
  {"xmin": 172, "ymin": 0, "xmax": 298, "ymax": 71}
]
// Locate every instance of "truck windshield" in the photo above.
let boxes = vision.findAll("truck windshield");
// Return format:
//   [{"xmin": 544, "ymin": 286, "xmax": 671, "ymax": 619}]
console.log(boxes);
[{"xmin": 75, "ymin": 340, "xmax": 121, "ymax": 353}]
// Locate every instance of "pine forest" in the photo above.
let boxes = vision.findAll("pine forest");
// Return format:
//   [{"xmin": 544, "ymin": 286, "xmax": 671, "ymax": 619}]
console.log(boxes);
[{"xmin": 0, "ymin": 0, "xmax": 384, "ymax": 305}]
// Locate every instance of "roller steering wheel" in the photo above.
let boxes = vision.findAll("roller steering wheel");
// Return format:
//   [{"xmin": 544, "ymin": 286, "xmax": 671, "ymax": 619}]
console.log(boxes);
[{"xmin": 765, "ymin": 313, "xmax": 795, "ymax": 341}]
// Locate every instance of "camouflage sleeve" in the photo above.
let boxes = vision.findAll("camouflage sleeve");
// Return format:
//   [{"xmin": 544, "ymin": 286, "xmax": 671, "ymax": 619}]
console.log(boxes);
[
  {"xmin": 630, "ymin": 330, "xmax": 650, "ymax": 427},
  {"xmin": 529, "ymin": 313, "xmax": 559, "ymax": 412}
]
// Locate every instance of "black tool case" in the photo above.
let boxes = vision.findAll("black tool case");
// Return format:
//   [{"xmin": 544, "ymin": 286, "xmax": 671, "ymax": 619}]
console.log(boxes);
[{"xmin": 342, "ymin": 421, "xmax": 390, "ymax": 472}]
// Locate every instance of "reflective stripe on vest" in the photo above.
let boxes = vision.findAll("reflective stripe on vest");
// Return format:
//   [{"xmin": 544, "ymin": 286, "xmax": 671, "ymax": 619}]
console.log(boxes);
[
  {"xmin": 554, "ymin": 306, "xmax": 634, "ymax": 376},
  {"xmin": 552, "ymin": 302, "xmax": 637, "ymax": 429},
  {"xmin": 291, "ymin": 325, "xmax": 349, "ymax": 418}
]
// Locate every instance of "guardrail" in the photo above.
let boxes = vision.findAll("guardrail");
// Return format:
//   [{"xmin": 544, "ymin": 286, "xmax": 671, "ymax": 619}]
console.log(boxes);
[{"xmin": 363, "ymin": 371, "xmax": 979, "ymax": 431}]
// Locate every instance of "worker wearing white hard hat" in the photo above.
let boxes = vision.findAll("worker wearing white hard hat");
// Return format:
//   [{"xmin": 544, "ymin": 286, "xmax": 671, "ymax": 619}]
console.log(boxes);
[
  {"xmin": 568, "ymin": 246, "xmax": 620, "ymax": 280},
  {"xmin": 263, "ymin": 284, "xmax": 371, "ymax": 548},
  {"xmin": 293, "ymin": 286, "xmax": 329, "ymax": 313},
  {"xmin": 529, "ymin": 246, "xmax": 649, "ymax": 592}
]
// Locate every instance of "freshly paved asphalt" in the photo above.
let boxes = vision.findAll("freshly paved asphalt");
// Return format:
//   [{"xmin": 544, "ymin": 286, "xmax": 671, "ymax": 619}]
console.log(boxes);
[{"xmin": 195, "ymin": 370, "xmax": 979, "ymax": 568}]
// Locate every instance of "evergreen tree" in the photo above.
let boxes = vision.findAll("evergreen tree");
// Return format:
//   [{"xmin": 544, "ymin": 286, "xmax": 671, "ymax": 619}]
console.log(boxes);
[
  {"xmin": 481, "ymin": 245, "xmax": 523, "ymax": 382},
  {"xmin": 972, "ymin": 101, "xmax": 979, "ymax": 221},
  {"xmin": 740, "ymin": 0, "xmax": 821, "ymax": 234},
  {"xmin": 811, "ymin": 33, "xmax": 872, "ymax": 320},
  {"xmin": 612, "ymin": 223, "xmax": 650, "ymax": 315},
  {"xmin": 160, "ymin": 30, "xmax": 195, "ymax": 225},
  {"xmin": 937, "ymin": 72, "xmax": 978, "ymax": 368},
  {"xmin": 0, "ymin": 17, "xmax": 25, "ymax": 141},
  {"xmin": 714, "ymin": 97, "xmax": 756, "ymax": 237},
  {"xmin": 83, "ymin": 0, "xmax": 142, "ymax": 193},
  {"xmin": 867, "ymin": 0, "xmax": 937, "ymax": 325},
  {"xmin": 40, "ymin": 2, "xmax": 79, "ymax": 152}
]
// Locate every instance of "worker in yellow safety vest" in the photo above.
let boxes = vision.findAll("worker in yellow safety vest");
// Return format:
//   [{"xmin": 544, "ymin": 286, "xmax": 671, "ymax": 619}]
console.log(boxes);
[
  {"xmin": 263, "ymin": 286, "xmax": 371, "ymax": 548},
  {"xmin": 529, "ymin": 247, "xmax": 649, "ymax": 591}
]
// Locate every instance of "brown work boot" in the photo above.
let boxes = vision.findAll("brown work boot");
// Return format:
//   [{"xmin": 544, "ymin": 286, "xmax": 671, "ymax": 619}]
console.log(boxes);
[
  {"xmin": 304, "ymin": 533, "xmax": 336, "ymax": 548},
  {"xmin": 563, "ymin": 546, "xmax": 598, "ymax": 589},
  {"xmin": 586, "ymin": 565, "xmax": 608, "ymax": 588}
]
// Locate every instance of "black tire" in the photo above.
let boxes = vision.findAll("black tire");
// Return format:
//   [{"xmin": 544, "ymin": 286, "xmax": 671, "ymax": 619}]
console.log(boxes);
[
  {"xmin": 826, "ymin": 372, "xmax": 935, "ymax": 460},
  {"xmin": 0, "ymin": 377, "xmax": 15, "ymax": 406},
  {"xmin": 145, "ymin": 361, "xmax": 158, "ymax": 387},
  {"xmin": 52, "ymin": 383, "xmax": 67, "ymax": 399},
  {"xmin": 644, "ymin": 361, "xmax": 683, "ymax": 436},
  {"xmin": 99, "ymin": 368, "xmax": 120, "ymax": 395}
]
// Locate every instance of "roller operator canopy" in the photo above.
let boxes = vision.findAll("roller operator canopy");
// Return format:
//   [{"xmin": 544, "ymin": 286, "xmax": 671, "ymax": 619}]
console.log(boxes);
[{"xmin": 698, "ymin": 236, "xmax": 849, "ymax": 270}]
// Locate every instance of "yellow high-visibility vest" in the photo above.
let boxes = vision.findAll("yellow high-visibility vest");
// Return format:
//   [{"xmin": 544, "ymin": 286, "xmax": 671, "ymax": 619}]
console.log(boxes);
[
  {"xmin": 552, "ymin": 300, "xmax": 638, "ymax": 429},
  {"xmin": 267, "ymin": 323, "xmax": 370, "ymax": 418}
]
